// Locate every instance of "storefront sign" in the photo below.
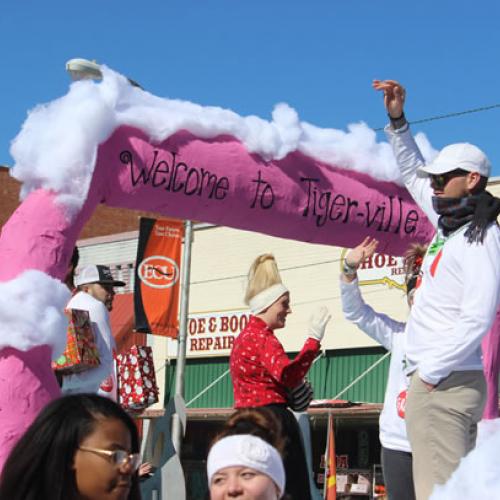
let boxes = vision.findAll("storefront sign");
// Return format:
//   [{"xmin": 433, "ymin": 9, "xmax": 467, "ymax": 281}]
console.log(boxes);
[
  {"xmin": 187, "ymin": 311, "xmax": 250, "ymax": 356},
  {"xmin": 341, "ymin": 249, "xmax": 406, "ymax": 290}
]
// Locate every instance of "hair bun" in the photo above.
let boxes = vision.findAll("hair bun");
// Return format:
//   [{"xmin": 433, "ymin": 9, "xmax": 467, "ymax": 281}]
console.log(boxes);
[{"xmin": 216, "ymin": 408, "xmax": 285, "ymax": 454}]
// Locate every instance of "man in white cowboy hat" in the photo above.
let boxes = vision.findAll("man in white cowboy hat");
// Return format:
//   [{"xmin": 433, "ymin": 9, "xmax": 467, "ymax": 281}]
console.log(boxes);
[
  {"xmin": 373, "ymin": 79, "xmax": 500, "ymax": 499},
  {"xmin": 62, "ymin": 264, "xmax": 126, "ymax": 401}
]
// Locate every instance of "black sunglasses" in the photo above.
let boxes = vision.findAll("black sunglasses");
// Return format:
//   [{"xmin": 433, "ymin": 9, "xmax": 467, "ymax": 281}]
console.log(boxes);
[{"xmin": 429, "ymin": 169, "xmax": 469, "ymax": 190}]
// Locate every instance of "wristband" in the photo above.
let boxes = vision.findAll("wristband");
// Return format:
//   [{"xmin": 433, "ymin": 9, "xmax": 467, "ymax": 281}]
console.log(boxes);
[
  {"xmin": 389, "ymin": 112, "xmax": 408, "ymax": 130},
  {"xmin": 342, "ymin": 260, "xmax": 358, "ymax": 276}
]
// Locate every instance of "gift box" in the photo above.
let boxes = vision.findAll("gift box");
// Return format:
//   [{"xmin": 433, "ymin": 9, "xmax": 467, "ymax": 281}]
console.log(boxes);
[
  {"xmin": 117, "ymin": 345, "xmax": 159, "ymax": 411},
  {"xmin": 52, "ymin": 309, "xmax": 100, "ymax": 374}
]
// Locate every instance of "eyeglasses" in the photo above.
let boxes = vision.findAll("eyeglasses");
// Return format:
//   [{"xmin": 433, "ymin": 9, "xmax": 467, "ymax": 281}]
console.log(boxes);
[
  {"xmin": 79, "ymin": 446, "xmax": 141, "ymax": 472},
  {"xmin": 429, "ymin": 169, "xmax": 469, "ymax": 190}
]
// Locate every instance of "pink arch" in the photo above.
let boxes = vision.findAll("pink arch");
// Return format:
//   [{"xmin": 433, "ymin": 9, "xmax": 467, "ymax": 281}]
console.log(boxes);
[{"xmin": 0, "ymin": 125, "xmax": 436, "ymax": 468}]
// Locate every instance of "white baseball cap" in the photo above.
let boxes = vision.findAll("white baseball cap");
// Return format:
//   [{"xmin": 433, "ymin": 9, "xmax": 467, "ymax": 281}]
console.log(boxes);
[
  {"xmin": 419, "ymin": 143, "xmax": 491, "ymax": 177},
  {"xmin": 75, "ymin": 265, "xmax": 126, "ymax": 287}
]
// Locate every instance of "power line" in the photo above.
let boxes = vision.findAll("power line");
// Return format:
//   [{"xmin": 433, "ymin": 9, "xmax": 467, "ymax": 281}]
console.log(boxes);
[
  {"xmin": 373, "ymin": 103, "xmax": 500, "ymax": 131},
  {"xmin": 190, "ymin": 258, "xmax": 343, "ymax": 285}
]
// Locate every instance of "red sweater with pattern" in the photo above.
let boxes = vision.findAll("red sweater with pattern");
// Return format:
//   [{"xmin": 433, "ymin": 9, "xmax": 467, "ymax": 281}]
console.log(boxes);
[{"xmin": 230, "ymin": 316, "xmax": 320, "ymax": 408}]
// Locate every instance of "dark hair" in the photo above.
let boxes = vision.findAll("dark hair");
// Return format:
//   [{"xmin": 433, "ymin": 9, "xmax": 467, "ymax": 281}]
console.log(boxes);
[
  {"xmin": 0, "ymin": 394, "xmax": 141, "ymax": 500},
  {"xmin": 65, "ymin": 247, "xmax": 80, "ymax": 290},
  {"xmin": 470, "ymin": 175, "xmax": 488, "ymax": 195},
  {"xmin": 213, "ymin": 407, "xmax": 285, "ymax": 455},
  {"xmin": 71, "ymin": 247, "xmax": 80, "ymax": 269}
]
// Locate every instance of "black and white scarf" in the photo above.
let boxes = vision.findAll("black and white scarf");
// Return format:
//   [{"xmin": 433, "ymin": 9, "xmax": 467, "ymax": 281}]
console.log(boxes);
[{"xmin": 432, "ymin": 191, "xmax": 500, "ymax": 243}]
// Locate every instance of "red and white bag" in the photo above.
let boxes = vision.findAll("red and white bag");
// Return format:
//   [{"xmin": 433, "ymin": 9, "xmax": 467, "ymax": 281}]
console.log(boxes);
[
  {"xmin": 117, "ymin": 345, "xmax": 159, "ymax": 412},
  {"xmin": 52, "ymin": 309, "xmax": 100, "ymax": 374}
]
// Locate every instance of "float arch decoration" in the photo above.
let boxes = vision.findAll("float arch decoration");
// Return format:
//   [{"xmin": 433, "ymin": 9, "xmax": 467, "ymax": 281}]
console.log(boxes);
[{"xmin": 0, "ymin": 68, "xmax": 436, "ymax": 467}]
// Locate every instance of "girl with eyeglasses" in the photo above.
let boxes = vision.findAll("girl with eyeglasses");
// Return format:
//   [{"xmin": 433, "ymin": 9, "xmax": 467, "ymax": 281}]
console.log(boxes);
[{"xmin": 0, "ymin": 394, "xmax": 141, "ymax": 500}]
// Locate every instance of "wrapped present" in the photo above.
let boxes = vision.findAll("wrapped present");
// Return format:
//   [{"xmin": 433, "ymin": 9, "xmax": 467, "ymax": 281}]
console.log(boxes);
[
  {"xmin": 52, "ymin": 309, "xmax": 100, "ymax": 374},
  {"xmin": 117, "ymin": 345, "xmax": 159, "ymax": 411}
]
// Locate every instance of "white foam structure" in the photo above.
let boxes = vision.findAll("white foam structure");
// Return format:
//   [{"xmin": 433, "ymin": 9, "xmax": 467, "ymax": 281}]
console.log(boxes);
[
  {"xmin": 0, "ymin": 270, "xmax": 70, "ymax": 356},
  {"xmin": 430, "ymin": 418, "xmax": 500, "ymax": 499},
  {"xmin": 10, "ymin": 67, "xmax": 436, "ymax": 214}
]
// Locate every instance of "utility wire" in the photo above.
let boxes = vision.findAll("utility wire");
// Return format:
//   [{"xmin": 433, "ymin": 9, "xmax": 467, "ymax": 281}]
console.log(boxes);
[
  {"xmin": 373, "ymin": 103, "xmax": 500, "ymax": 131},
  {"xmin": 333, "ymin": 352, "xmax": 391, "ymax": 400},
  {"xmin": 190, "ymin": 258, "xmax": 343, "ymax": 285}
]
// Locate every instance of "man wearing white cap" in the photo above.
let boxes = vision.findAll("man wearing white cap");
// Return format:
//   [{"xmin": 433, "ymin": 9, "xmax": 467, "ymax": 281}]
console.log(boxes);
[
  {"xmin": 373, "ymin": 80, "xmax": 500, "ymax": 499},
  {"xmin": 62, "ymin": 264, "xmax": 126, "ymax": 401}
]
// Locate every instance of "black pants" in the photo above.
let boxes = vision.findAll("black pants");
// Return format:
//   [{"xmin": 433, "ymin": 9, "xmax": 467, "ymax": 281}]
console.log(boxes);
[
  {"xmin": 381, "ymin": 447, "xmax": 416, "ymax": 500},
  {"xmin": 264, "ymin": 404, "xmax": 312, "ymax": 500}
]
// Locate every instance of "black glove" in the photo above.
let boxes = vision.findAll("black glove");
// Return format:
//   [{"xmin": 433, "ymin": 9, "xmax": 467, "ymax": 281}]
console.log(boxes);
[{"xmin": 286, "ymin": 379, "xmax": 314, "ymax": 412}]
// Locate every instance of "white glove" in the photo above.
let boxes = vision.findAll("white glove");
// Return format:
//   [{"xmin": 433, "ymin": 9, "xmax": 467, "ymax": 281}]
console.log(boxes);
[{"xmin": 308, "ymin": 306, "xmax": 331, "ymax": 342}]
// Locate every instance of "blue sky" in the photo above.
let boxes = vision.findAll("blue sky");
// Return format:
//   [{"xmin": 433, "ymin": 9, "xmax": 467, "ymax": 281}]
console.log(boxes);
[{"xmin": 1, "ymin": 1, "xmax": 499, "ymax": 177}]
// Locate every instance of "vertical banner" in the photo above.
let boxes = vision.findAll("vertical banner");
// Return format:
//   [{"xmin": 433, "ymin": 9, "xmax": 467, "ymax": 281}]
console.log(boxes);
[
  {"xmin": 324, "ymin": 412, "xmax": 337, "ymax": 500},
  {"xmin": 134, "ymin": 217, "xmax": 184, "ymax": 337}
]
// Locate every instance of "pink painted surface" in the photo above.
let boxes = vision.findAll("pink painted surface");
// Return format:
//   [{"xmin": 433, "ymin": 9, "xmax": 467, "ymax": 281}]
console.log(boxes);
[
  {"xmin": 95, "ymin": 127, "xmax": 435, "ymax": 254},
  {"xmin": 482, "ymin": 307, "xmax": 500, "ymax": 419},
  {"xmin": 0, "ymin": 125, "xmax": 435, "ymax": 469},
  {"xmin": 0, "ymin": 188, "xmax": 101, "ymax": 467},
  {"xmin": 0, "ymin": 346, "xmax": 61, "ymax": 470}
]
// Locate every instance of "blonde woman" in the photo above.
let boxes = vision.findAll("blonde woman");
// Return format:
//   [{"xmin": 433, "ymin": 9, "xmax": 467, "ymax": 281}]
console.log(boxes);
[{"xmin": 230, "ymin": 254, "xmax": 330, "ymax": 500}]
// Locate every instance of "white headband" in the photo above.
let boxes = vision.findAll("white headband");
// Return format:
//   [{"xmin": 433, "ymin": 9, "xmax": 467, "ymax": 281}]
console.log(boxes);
[
  {"xmin": 248, "ymin": 283, "xmax": 289, "ymax": 314},
  {"xmin": 207, "ymin": 435, "xmax": 285, "ymax": 496}
]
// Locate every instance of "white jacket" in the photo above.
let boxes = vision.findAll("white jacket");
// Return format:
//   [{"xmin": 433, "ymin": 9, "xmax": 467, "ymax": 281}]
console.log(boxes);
[
  {"xmin": 386, "ymin": 125, "xmax": 500, "ymax": 385},
  {"xmin": 340, "ymin": 278, "xmax": 411, "ymax": 453},
  {"xmin": 62, "ymin": 291, "xmax": 117, "ymax": 401}
]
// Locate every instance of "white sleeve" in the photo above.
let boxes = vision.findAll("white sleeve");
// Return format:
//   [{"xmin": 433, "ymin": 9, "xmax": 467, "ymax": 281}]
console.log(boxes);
[
  {"xmin": 419, "ymin": 227, "xmax": 500, "ymax": 384},
  {"xmin": 340, "ymin": 276, "xmax": 406, "ymax": 351},
  {"xmin": 89, "ymin": 301, "xmax": 116, "ymax": 360},
  {"xmin": 385, "ymin": 124, "xmax": 439, "ymax": 227}
]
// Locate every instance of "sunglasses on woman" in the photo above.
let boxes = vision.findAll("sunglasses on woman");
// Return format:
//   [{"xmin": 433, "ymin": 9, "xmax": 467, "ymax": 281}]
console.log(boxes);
[
  {"xmin": 79, "ymin": 446, "xmax": 142, "ymax": 472},
  {"xmin": 429, "ymin": 169, "xmax": 469, "ymax": 190}
]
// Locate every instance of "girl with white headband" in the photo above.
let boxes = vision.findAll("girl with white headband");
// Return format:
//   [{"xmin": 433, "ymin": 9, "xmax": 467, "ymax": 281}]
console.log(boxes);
[
  {"xmin": 229, "ymin": 254, "xmax": 331, "ymax": 499},
  {"xmin": 208, "ymin": 434, "xmax": 285, "ymax": 500},
  {"xmin": 207, "ymin": 407, "xmax": 287, "ymax": 499}
]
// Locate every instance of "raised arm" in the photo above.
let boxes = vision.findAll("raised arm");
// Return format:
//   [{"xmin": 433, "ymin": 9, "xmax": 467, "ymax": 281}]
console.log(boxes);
[
  {"xmin": 341, "ymin": 237, "xmax": 406, "ymax": 350},
  {"xmin": 372, "ymin": 80, "xmax": 437, "ymax": 226},
  {"xmin": 372, "ymin": 79, "xmax": 406, "ymax": 120}
]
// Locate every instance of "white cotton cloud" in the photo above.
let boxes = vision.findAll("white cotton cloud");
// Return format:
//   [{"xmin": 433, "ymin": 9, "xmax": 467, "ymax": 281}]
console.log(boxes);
[
  {"xmin": 10, "ymin": 72, "xmax": 120, "ymax": 212},
  {"xmin": 0, "ymin": 270, "xmax": 70, "ymax": 357},
  {"xmin": 10, "ymin": 66, "xmax": 438, "ymax": 212},
  {"xmin": 430, "ymin": 419, "xmax": 500, "ymax": 499}
]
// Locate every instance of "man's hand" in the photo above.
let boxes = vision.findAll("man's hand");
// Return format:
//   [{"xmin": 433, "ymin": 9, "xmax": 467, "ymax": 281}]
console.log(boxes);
[
  {"xmin": 345, "ymin": 237, "xmax": 379, "ymax": 269},
  {"xmin": 372, "ymin": 79, "xmax": 406, "ymax": 118}
]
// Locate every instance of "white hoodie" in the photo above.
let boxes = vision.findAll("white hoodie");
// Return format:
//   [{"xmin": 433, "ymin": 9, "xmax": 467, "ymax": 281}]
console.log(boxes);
[{"xmin": 340, "ymin": 278, "xmax": 411, "ymax": 453}]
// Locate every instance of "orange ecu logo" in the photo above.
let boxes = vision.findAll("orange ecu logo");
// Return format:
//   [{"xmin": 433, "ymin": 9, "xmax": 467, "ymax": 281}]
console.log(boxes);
[{"xmin": 138, "ymin": 256, "xmax": 180, "ymax": 289}]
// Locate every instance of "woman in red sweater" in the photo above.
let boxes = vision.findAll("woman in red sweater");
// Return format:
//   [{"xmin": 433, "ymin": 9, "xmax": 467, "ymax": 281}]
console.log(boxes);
[{"xmin": 230, "ymin": 254, "xmax": 331, "ymax": 500}]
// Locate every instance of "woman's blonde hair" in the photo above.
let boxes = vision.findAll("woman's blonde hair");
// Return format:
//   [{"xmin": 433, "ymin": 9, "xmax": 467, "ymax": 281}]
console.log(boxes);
[{"xmin": 244, "ymin": 254, "xmax": 283, "ymax": 305}]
